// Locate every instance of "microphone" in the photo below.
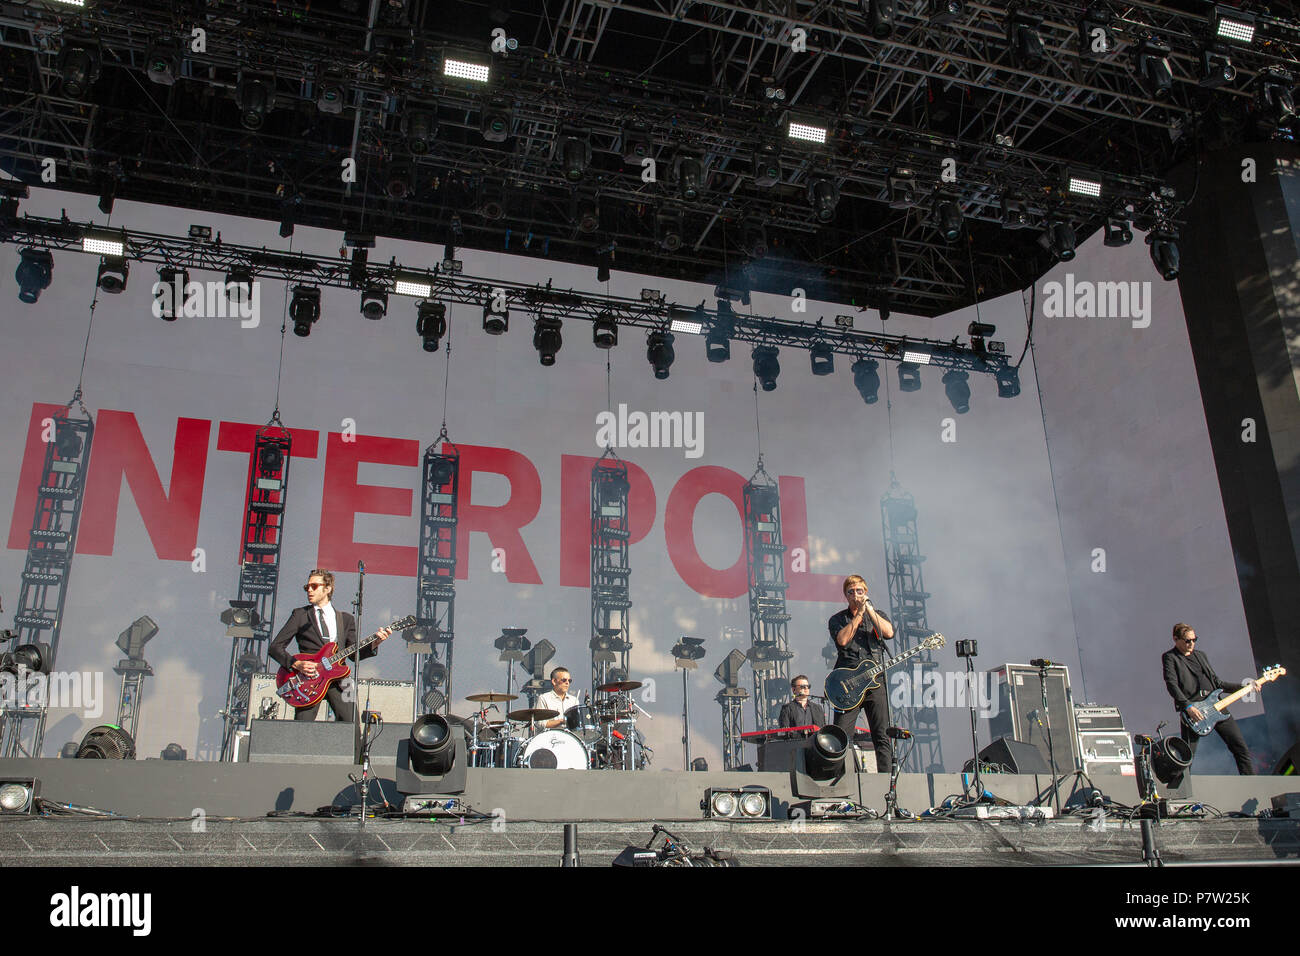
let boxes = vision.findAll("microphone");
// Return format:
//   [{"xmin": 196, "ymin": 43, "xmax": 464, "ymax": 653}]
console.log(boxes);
[
  {"xmin": 1030, "ymin": 658, "xmax": 1055, "ymax": 668},
  {"xmin": 1027, "ymin": 708, "xmax": 1043, "ymax": 727},
  {"xmin": 886, "ymin": 727, "xmax": 912, "ymax": 740},
  {"xmin": 358, "ymin": 560, "xmax": 365, "ymax": 572}
]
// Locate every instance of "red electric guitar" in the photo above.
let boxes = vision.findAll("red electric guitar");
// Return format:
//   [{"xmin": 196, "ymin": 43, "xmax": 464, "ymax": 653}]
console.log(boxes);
[{"xmin": 275, "ymin": 615, "xmax": 417, "ymax": 709}]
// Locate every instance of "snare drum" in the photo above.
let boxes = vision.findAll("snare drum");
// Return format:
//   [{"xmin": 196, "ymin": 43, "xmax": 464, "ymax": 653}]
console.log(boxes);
[{"xmin": 518, "ymin": 729, "xmax": 591, "ymax": 770}]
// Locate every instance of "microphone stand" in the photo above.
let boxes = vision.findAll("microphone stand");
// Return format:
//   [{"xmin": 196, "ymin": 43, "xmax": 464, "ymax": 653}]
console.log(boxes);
[
  {"xmin": 884, "ymin": 731, "xmax": 914, "ymax": 819},
  {"xmin": 350, "ymin": 560, "xmax": 377, "ymax": 830},
  {"xmin": 1036, "ymin": 661, "xmax": 1061, "ymax": 814}
]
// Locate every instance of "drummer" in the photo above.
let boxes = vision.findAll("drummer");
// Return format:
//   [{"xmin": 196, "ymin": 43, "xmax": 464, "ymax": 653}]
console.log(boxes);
[{"xmin": 535, "ymin": 667, "xmax": 581, "ymax": 730}]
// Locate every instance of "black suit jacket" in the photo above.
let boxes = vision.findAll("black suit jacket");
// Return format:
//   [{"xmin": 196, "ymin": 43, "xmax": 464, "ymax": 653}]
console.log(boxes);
[
  {"xmin": 1161, "ymin": 647, "xmax": 1243, "ymax": 712},
  {"xmin": 778, "ymin": 699, "xmax": 826, "ymax": 730},
  {"xmin": 269, "ymin": 605, "xmax": 370, "ymax": 671}
]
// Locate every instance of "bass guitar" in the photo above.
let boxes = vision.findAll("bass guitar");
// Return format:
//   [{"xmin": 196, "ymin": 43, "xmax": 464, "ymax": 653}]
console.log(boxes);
[
  {"xmin": 275, "ymin": 615, "xmax": 417, "ymax": 709},
  {"xmin": 1181, "ymin": 665, "xmax": 1285, "ymax": 737},
  {"xmin": 825, "ymin": 633, "xmax": 946, "ymax": 711}
]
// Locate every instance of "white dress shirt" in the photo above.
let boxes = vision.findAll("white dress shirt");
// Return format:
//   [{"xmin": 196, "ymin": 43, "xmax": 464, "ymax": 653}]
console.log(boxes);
[
  {"xmin": 314, "ymin": 601, "xmax": 339, "ymax": 643},
  {"xmin": 536, "ymin": 690, "xmax": 579, "ymax": 728}
]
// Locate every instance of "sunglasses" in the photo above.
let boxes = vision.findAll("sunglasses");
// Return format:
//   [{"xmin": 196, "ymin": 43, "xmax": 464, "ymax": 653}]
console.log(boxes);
[
  {"xmin": 555, "ymin": 677, "xmax": 571, "ymax": 683},
  {"xmin": 304, "ymin": 583, "xmax": 326, "ymax": 591}
]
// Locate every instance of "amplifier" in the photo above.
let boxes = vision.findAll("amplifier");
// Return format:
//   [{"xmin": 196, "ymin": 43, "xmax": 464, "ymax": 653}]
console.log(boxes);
[
  {"xmin": 1078, "ymin": 731, "xmax": 1132, "ymax": 763},
  {"xmin": 989, "ymin": 664, "xmax": 1081, "ymax": 772},
  {"xmin": 247, "ymin": 672, "xmax": 416, "ymax": 726},
  {"xmin": 1074, "ymin": 706, "xmax": 1126, "ymax": 733}
]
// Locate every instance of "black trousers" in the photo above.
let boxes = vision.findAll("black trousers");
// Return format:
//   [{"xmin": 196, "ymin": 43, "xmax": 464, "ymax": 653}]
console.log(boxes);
[
  {"xmin": 293, "ymin": 678, "xmax": 355, "ymax": 723},
  {"xmin": 834, "ymin": 682, "xmax": 893, "ymax": 774},
  {"xmin": 1181, "ymin": 713, "xmax": 1254, "ymax": 775}
]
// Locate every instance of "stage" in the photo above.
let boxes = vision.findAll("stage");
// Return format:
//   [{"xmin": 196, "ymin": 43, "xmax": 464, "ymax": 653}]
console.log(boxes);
[{"xmin": 2, "ymin": 758, "xmax": 1298, "ymax": 866}]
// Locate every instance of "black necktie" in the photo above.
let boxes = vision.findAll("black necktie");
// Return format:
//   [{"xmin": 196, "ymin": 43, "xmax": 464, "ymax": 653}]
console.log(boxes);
[{"xmin": 318, "ymin": 609, "xmax": 330, "ymax": 642}]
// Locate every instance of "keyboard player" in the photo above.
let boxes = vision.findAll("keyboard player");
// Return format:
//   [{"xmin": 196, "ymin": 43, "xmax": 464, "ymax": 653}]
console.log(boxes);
[{"xmin": 777, "ymin": 675, "xmax": 825, "ymax": 737}]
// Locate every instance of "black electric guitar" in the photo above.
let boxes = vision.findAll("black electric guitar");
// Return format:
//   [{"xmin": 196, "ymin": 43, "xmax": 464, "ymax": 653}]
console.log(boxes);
[{"xmin": 825, "ymin": 633, "xmax": 946, "ymax": 711}]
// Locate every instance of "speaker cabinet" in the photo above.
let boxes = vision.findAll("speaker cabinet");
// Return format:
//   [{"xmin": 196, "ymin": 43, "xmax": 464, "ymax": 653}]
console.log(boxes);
[
  {"xmin": 989, "ymin": 663, "xmax": 1081, "ymax": 772},
  {"xmin": 975, "ymin": 735, "xmax": 1052, "ymax": 774},
  {"xmin": 247, "ymin": 673, "xmax": 416, "ymax": 726}
]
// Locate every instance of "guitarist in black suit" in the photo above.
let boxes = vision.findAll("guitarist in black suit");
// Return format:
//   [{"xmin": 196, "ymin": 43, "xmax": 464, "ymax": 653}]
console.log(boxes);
[
  {"xmin": 829, "ymin": 575, "xmax": 894, "ymax": 773},
  {"xmin": 269, "ymin": 569, "xmax": 391, "ymax": 722},
  {"xmin": 1162, "ymin": 622, "xmax": 1258, "ymax": 775}
]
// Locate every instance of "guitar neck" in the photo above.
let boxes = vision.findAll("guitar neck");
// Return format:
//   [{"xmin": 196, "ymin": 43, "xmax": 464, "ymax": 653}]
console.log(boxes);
[
  {"xmin": 325, "ymin": 627, "xmax": 388, "ymax": 665},
  {"xmin": 868, "ymin": 643, "xmax": 928, "ymax": 678}
]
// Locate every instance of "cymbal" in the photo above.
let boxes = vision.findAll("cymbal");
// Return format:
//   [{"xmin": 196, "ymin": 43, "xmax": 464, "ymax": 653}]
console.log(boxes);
[
  {"xmin": 508, "ymin": 707, "xmax": 559, "ymax": 722},
  {"xmin": 465, "ymin": 691, "xmax": 519, "ymax": 703},
  {"xmin": 595, "ymin": 679, "xmax": 643, "ymax": 692}
]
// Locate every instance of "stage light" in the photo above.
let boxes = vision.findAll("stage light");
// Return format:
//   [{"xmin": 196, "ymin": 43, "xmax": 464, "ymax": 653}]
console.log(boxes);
[
  {"xmin": 480, "ymin": 101, "xmax": 511, "ymax": 142},
  {"xmin": 809, "ymin": 178, "xmax": 838, "ymax": 222},
  {"xmin": 161, "ymin": 744, "xmax": 187, "ymax": 760},
  {"xmin": 787, "ymin": 120, "xmax": 828, "ymax": 145},
  {"xmin": 533, "ymin": 317, "xmax": 563, "ymax": 366},
  {"xmin": 861, "ymin": 0, "xmax": 895, "ymax": 39},
  {"xmin": 702, "ymin": 786, "xmax": 772, "ymax": 819},
  {"xmin": 444, "ymin": 57, "xmax": 491, "ymax": 83},
  {"xmin": 1008, "ymin": 12, "xmax": 1045, "ymax": 70},
  {"xmin": 394, "ymin": 272, "xmax": 434, "ymax": 298},
  {"xmin": 360, "ymin": 285, "xmax": 388, "ymax": 320},
  {"xmin": 851, "ymin": 358, "xmax": 880, "ymax": 404},
  {"xmin": 82, "ymin": 229, "xmax": 125, "ymax": 257},
  {"xmin": 55, "ymin": 428, "xmax": 82, "ymax": 460},
  {"xmin": 1148, "ymin": 735, "xmax": 1192, "ymax": 785},
  {"xmin": 804, "ymin": 725, "xmax": 850, "ymax": 779},
  {"xmin": 422, "ymin": 658, "xmax": 448, "ymax": 687},
  {"xmin": 888, "ymin": 170, "xmax": 916, "ymax": 208},
  {"xmin": 1041, "ymin": 220, "xmax": 1077, "ymax": 261},
  {"xmin": 897, "ymin": 362, "xmax": 922, "ymax": 392},
  {"xmin": 220, "ymin": 600, "xmax": 262, "ymax": 639},
  {"xmin": 1001, "ymin": 194, "xmax": 1031, "ymax": 229},
  {"xmin": 75, "ymin": 725, "xmax": 136, "ymax": 759},
  {"xmin": 753, "ymin": 149, "xmax": 782, "ymax": 187},
  {"xmin": 404, "ymin": 110, "xmax": 435, "ymax": 154},
  {"xmin": 97, "ymin": 257, "xmax": 128, "ymax": 294},
  {"xmin": 647, "ymin": 329, "xmax": 675, "ymax": 379},
  {"xmin": 0, "ymin": 780, "xmax": 40, "ymax": 815},
  {"xmin": 574, "ymin": 194, "xmax": 600, "ymax": 234},
  {"xmin": 1103, "ymin": 211, "xmax": 1133, "ymax": 246},
  {"xmin": 483, "ymin": 300, "xmax": 508, "ymax": 335},
  {"xmin": 259, "ymin": 442, "xmax": 283, "ymax": 473},
  {"xmin": 154, "ymin": 266, "xmax": 189, "ymax": 320},
  {"xmin": 58, "ymin": 42, "xmax": 101, "ymax": 99},
  {"xmin": 1078, "ymin": 5, "xmax": 1114, "ymax": 57},
  {"xmin": 385, "ymin": 163, "xmax": 412, "ymax": 200},
  {"xmin": 942, "ymin": 370, "xmax": 971, "ymax": 413},
  {"xmin": 752, "ymin": 345, "xmax": 781, "ymax": 391},
  {"xmin": 235, "ymin": 652, "xmax": 261, "ymax": 677},
  {"xmin": 930, "ymin": 0, "xmax": 963, "ymax": 25},
  {"xmin": 417, "ymin": 301, "xmax": 447, "ymax": 351},
  {"xmin": 741, "ymin": 221, "xmax": 767, "ymax": 259},
  {"xmin": 1136, "ymin": 38, "xmax": 1173, "ymax": 98},
  {"xmin": 2, "ymin": 642, "xmax": 52, "ymax": 676},
  {"xmin": 225, "ymin": 266, "xmax": 253, "ymax": 305},
  {"xmin": 935, "ymin": 199, "xmax": 963, "ymax": 241},
  {"xmin": 145, "ymin": 39, "xmax": 179, "ymax": 86},
  {"xmin": 706, "ymin": 317, "xmax": 732, "ymax": 363},
  {"xmin": 1199, "ymin": 44, "xmax": 1236, "ymax": 88},
  {"xmin": 409, "ymin": 715, "xmax": 457, "ymax": 774},
  {"xmin": 810, "ymin": 342, "xmax": 834, "ymax": 376},
  {"xmin": 902, "ymin": 344, "xmax": 932, "ymax": 365},
  {"xmin": 1259, "ymin": 73, "xmax": 1297, "ymax": 129},
  {"xmin": 621, "ymin": 124, "xmax": 653, "ymax": 163},
  {"xmin": 558, "ymin": 134, "xmax": 591, "ymax": 182},
  {"xmin": 287, "ymin": 285, "xmax": 321, "ymax": 337},
  {"xmin": 996, "ymin": 365, "xmax": 1021, "ymax": 398},
  {"xmin": 675, "ymin": 156, "xmax": 704, "ymax": 200},
  {"xmin": 237, "ymin": 73, "xmax": 275, "ymax": 130},
  {"xmin": 1148, "ymin": 230, "xmax": 1180, "ymax": 280},
  {"xmin": 116, "ymin": 617, "xmax": 157, "ymax": 661},
  {"xmin": 316, "ymin": 74, "xmax": 345, "ymax": 114},
  {"xmin": 593, "ymin": 312, "xmax": 618, "ymax": 348},
  {"xmin": 670, "ymin": 304, "xmax": 704, "ymax": 335},
  {"xmin": 1066, "ymin": 172, "xmax": 1103, "ymax": 198},
  {"xmin": 656, "ymin": 209, "xmax": 684, "ymax": 251},
  {"xmin": 16, "ymin": 248, "xmax": 53, "ymax": 304},
  {"xmin": 1211, "ymin": 5, "xmax": 1256, "ymax": 45}
]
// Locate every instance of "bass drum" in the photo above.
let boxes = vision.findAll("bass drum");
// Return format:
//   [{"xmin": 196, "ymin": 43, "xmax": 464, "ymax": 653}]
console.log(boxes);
[{"xmin": 518, "ymin": 729, "xmax": 591, "ymax": 770}]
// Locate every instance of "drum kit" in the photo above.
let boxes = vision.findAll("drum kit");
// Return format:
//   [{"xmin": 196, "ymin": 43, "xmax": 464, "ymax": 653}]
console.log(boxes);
[{"xmin": 459, "ymin": 680, "xmax": 652, "ymax": 770}]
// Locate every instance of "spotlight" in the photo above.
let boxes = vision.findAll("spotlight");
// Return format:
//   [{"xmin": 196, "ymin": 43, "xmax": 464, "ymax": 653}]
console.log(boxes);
[
  {"xmin": 592, "ymin": 312, "xmax": 618, "ymax": 349},
  {"xmin": 1103, "ymin": 211, "xmax": 1133, "ymax": 246},
  {"xmin": 3, "ymin": 642, "xmax": 52, "ymax": 675},
  {"xmin": 385, "ymin": 163, "xmax": 413, "ymax": 200},
  {"xmin": 574, "ymin": 194, "xmax": 600, "ymax": 234},
  {"xmin": 1259, "ymin": 72, "xmax": 1297, "ymax": 130},
  {"xmin": 787, "ymin": 120, "xmax": 828, "ymax": 145},
  {"xmin": 1199, "ymin": 44, "xmax": 1236, "ymax": 89},
  {"xmin": 258, "ymin": 442, "xmax": 283, "ymax": 474},
  {"xmin": 702, "ymin": 786, "xmax": 772, "ymax": 819},
  {"xmin": 595, "ymin": 241, "xmax": 615, "ymax": 282},
  {"xmin": 225, "ymin": 266, "xmax": 253, "ymax": 305},
  {"xmin": 394, "ymin": 272, "xmax": 433, "ymax": 298},
  {"xmin": 360, "ymin": 285, "xmax": 388, "ymax": 320},
  {"xmin": 97, "ymin": 257, "xmax": 128, "ymax": 294},
  {"xmin": 479, "ymin": 184, "xmax": 507, "ymax": 221},
  {"xmin": 752, "ymin": 345, "xmax": 781, "ymax": 391},
  {"xmin": 1040, "ymin": 220, "xmax": 1077, "ymax": 261},
  {"xmin": 235, "ymin": 652, "xmax": 261, "ymax": 677},
  {"xmin": 1147, "ymin": 229, "xmax": 1180, "ymax": 281},
  {"xmin": 483, "ymin": 300, "xmax": 508, "ymax": 335},
  {"xmin": 809, "ymin": 178, "xmax": 838, "ymax": 222},
  {"xmin": 740, "ymin": 221, "xmax": 767, "ymax": 259},
  {"xmin": 480, "ymin": 101, "xmax": 511, "ymax": 142},
  {"xmin": 1147, "ymin": 735, "xmax": 1192, "ymax": 786},
  {"xmin": 1001, "ymin": 194, "xmax": 1032, "ymax": 229},
  {"xmin": 58, "ymin": 42, "xmax": 101, "ymax": 99},
  {"xmin": 995, "ymin": 365, "xmax": 1021, "ymax": 398},
  {"xmin": 533, "ymin": 317, "xmax": 563, "ymax": 366},
  {"xmin": 753, "ymin": 149, "xmax": 782, "ymax": 187},
  {"xmin": 236, "ymin": 73, "xmax": 275, "ymax": 130},
  {"xmin": 897, "ymin": 362, "xmax": 922, "ymax": 392},
  {"xmin": 1136, "ymin": 38, "xmax": 1173, "ymax": 99},
  {"xmin": 861, "ymin": 0, "xmax": 894, "ymax": 39},
  {"xmin": 656, "ymin": 209, "xmax": 684, "ymax": 251},
  {"xmin": 930, "ymin": 0, "xmax": 963, "ymax": 25},
  {"xmin": 403, "ymin": 110, "xmax": 436, "ymax": 154},
  {"xmin": 810, "ymin": 342, "xmax": 834, "ymax": 376},
  {"xmin": 647, "ymin": 329, "xmax": 675, "ymax": 379},
  {"xmin": 706, "ymin": 302, "xmax": 733, "ymax": 363},
  {"xmin": 804, "ymin": 725, "xmax": 849, "ymax": 779},
  {"xmin": 1211, "ymin": 5, "xmax": 1256, "ymax": 45},
  {"xmin": 0, "ymin": 779, "xmax": 40, "ymax": 814},
  {"xmin": 55, "ymin": 428, "xmax": 82, "ymax": 460},
  {"xmin": 161, "ymin": 744, "xmax": 187, "ymax": 761},
  {"xmin": 621, "ymin": 124, "xmax": 653, "ymax": 163},
  {"xmin": 888, "ymin": 170, "xmax": 916, "ymax": 208},
  {"xmin": 674, "ymin": 156, "xmax": 704, "ymax": 200},
  {"xmin": 221, "ymin": 600, "xmax": 261, "ymax": 638},
  {"xmin": 852, "ymin": 358, "xmax": 880, "ymax": 404},
  {"xmin": 75, "ymin": 725, "xmax": 136, "ymax": 760},
  {"xmin": 557, "ymin": 133, "xmax": 591, "ymax": 182},
  {"xmin": 935, "ymin": 199, "xmax": 962, "ymax": 241},
  {"xmin": 82, "ymin": 229, "xmax": 125, "ymax": 257},
  {"xmin": 1008, "ymin": 13, "xmax": 1045, "ymax": 70},
  {"xmin": 15, "ymin": 248, "xmax": 53, "ymax": 304},
  {"xmin": 290, "ymin": 285, "xmax": 321, "ymax": 336},
  {"xmin": 408, "ymin": 714, "xmax": 456, "ymax": 775},
  {"xmin": 942, "ymin": 369, "xmax": 971, "ymax": 413},
  {"xmin": 1065, "ymin": 172, "xmax": 1103, "ymax": 199},
  {"xmin": 444, "ymin": 57, "xmax": 491, "ymax": 83},
  {"xmin": 316, "ymin": 74, "xmax": 345, "ymax": 114},
  {"xmin": 417, "ymin": 301, "xmax": 447, "ymax": 351},
  {"xmin": 1078, "ymin": 5, "xmax": 1114, "ymax": 58},
  {"xmin": 145, "ymin": 39, "xmax": 179, "ymax": 86}
]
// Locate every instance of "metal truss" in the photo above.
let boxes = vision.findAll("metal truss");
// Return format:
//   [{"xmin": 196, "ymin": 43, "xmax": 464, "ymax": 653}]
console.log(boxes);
[
  {"xmin": 743, "ymin": 473, "xmax": 794, "ymax": 731},
  {"xmin": 716, "ymin": 688, "xmax": 749, "ymax": 770},
  {"xmin": 113, "ymin": 658, "xmax": 152, "ymax": 742},
  {"xmin": 412, "ymin": 438, "xmax": 458, "ymax": 718},
  {"xmin": 590, "ymin": 455, "xmax": 632, "ymax": 695}
]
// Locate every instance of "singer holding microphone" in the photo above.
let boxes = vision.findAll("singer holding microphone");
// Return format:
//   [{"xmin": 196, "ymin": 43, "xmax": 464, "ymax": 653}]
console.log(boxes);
[
  {"xmin": 829, "ymin": 574, "xmax": 895, "ymax": 773},
  {"xmin": 778, "ymin": 675, "xmax": 826, "ymax": 736}
]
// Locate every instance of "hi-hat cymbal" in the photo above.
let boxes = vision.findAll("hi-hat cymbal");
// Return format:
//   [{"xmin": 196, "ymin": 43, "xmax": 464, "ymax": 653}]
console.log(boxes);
[
  {"xmin": 595, "ymin": 679, "xmax": 643, "ymax": 692},
  {"xmin": 508, "ymin": 708, "xmax": 559, "ymax": 722},
  {"xmin": 465, "ymin": 691, "xmax": 519, "ymax": 703}
]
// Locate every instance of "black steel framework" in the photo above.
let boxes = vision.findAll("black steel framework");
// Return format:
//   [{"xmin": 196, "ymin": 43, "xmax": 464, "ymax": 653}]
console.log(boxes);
[
  {"xmin": 0, "ymin": 404, "xmax": 93, "ymax": 758},
  {"xmin": 412, "ymin": 436, "xmax": 459, "ymax": 717},
  {"xmin": 218, "ymin": 427, "xmax": 291, "ymax": 761},
  {"xmin": 743, "ymin": 471, "xmax": 794, "ymax": 731},
  {"xmin": 880, "ymin": 475, "xmax": 943, "ymax": 772},
  {"xmin": 716, "ymin": 686, "xmax": 749, "ymax": 771},
  {"xmin": 590, "ymin": 454, "xmax": 632, "ymax": 695},
  {"xmin": 113, "ymin": 657, "xmax": 153, "ymax": 743}
]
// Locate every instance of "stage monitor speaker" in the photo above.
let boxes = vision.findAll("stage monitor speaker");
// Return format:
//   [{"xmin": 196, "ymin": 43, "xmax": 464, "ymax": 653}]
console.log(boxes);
[
  {"xmin": 977, "ymin": 735, "xmax": 1052, "ymax": 774},
  {"xmin": 1273, "ymin": 741, "xmax": 1300, "ymax": 776},
  {"xmin": 989, "ymin": 663, "xmax": 1081, "ymax": 772},
  {"xmin": 249, "ymin": 719, "xmax": 358, "ymax": 764}
]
